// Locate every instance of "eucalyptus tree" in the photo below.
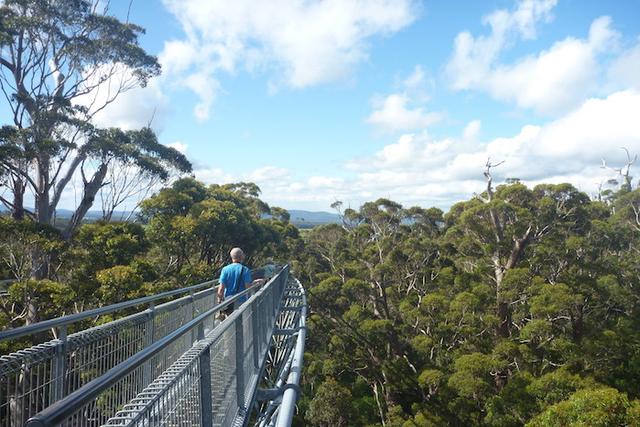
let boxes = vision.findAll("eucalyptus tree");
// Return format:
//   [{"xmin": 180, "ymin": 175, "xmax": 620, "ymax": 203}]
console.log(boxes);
[
  {"xmin": 140, "ymin": 178, "xmax": 296, "ymax": 283},
  {"xmin": 527, "ymin": 387, "xmax": 640, "ymax": 427},
  {"xmin": 444, "ymin": 163, "xmax": 591, "ymax": 341},
  {"xmin": 62, "ymin": 127, "xmax": 190, "ymax": 238},
  {"xmin": 0, "ymin": 0, "xmax": 189, "ymax": 236},
  {"xmin": 300, "ymin": 200, "xmax": 450, "ymax": 423}
]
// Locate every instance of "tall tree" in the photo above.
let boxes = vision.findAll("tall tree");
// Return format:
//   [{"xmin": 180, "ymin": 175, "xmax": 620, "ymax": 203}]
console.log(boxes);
[
  {"xmin": 0, "ymin": 0, "xmax": 165, "ymax": 232},
  {"xmin": 444, "ymin": 163, "xmax": 588, "ymax": 341},
  {"xmin": 140, "ymin": 178, "xmax": 295, "ymax": 282}
]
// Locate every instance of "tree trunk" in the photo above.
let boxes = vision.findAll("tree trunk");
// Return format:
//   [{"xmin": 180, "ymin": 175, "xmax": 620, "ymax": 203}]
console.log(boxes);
[
  {"xmin": 372, "ymin": 381, "xmax": 387, "ymax": 427},
  {"xmin": 380, "ymin": 368, "xmax": 400, "ymax": 418},
  {"xmin": 11, "ymin": 178, "xmax": 25, "ymax": 220},
  {"xmin": 50, "ymin": 152, "xmax": 85, "ymax": 213},
  {"xmin": 571, "ymin": 306, "xmax": 584, "ymax": 343},
  {"xmin": 29, "ymin": 157, "xmax": 48, "ymax": 321},
  {"xmin": 369, "ymin": 281, "xmax": 382, "ymax": 318},
  {"xmin": 63, "ymin": 163, "xmax": 108, "ymax": 239},
  {"xmin": 35, "ymin": 155, "xmax": 51, "ymax": 225},
  {"xmin": 496, "ymin": 301, "xmax": 511, "ymax": 338},
  {"xmin": 493, "ymin": 254, "xmax": 510, "ymax": 338},
  {"xmin": 25, "ymin": 295, "xmax": 38, "ymax": 326}
]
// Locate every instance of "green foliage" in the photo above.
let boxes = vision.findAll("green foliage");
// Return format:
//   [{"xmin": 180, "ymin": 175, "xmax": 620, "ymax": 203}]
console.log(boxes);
[
  {"xmin": 295, "ymin": 179, "xmax": 640, "ymax": 426},
  {"xmin": 63, "ymin": 221, "xmax": 151, "ymax": 307},
  {"xmin": 139, "ymin": 178, "xmax": 295, "ymax": 283},
  {"xmin": 0, "ymin": 217, "xmax": 65, "ymax": 280},
  {"xmin": 306, "ymin": 378, "xmax": 355, "ymax": 427},
  {"xmin": 526, "ymin": 387, "xmax": 640, "ymax": 427},
  {"xmin": 448, "ymin": 353, "xmax": 501, "ymax": 401},
  {"xmin": 7, "ymin": 279, "xmax": 75, "ymax": 321},
  {"xmin": 2, "ymin": 161, "xmax": 639, "ymax": 427},
  {"xmin": 82, "ymin": 127, "xmax": 192, "ymax": 180},
  {"xmin": 96, "ymin": 265, "xmax": 144, "ymax": 304}
]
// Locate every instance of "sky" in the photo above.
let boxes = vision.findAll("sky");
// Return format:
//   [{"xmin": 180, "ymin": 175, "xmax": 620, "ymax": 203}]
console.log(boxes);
[{"xmin": 70, "ymin": 0, "xmax": 640, "ymax": 211}]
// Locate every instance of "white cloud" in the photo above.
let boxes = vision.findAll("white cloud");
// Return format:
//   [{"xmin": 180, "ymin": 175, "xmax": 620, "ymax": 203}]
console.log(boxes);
[
  {"xmin": 403, "ymin": 65, "xmax": 426, "ymax": 89},
  {"xmin": 446, "ymin": 0, "xmax": 557, "ymax": 91},
  {"xmin": 166, "ymin": 141, "xmax": 188, "ymax": 154},
  {"xmin": 184, "ymin": 90, "xmax": 640, "ymax": 210},
  {"xmin": 608, "ymin": 39, "xmax": 640, "ymax": 90},
  {"xmin": 159, "ymin": 40, "xmax": 200, "ymax": 76},
  {"xmin": 94, "ymin": 79, "xmax": 168, "ymax": 130},
  {"xmin": 484, "ymin": 16, "xmax": 619, "ymax": 114},
  {"xmin": 160, "ymin": 0, "xmax": 418, "ymax": 120},
  {"xmin": 246, "ymin": 166, "xmax": 290, "ymax": 183},
  {"xmin": 367, "ymin": 94, "xmax": 443, "ymax": 132},
  {"xmin": 191, "ymin": 165, "xmax": 350, "ymax": 209},
  {"xmin": 194, "ymin": 167, "xmax": 235, "ymax": 184},
  {"xmin": 444, "ymin": 2, "xmax": 628, "ymax": 115},
  {"xmin": 348, "ymin": 90, "xmax": 640, "ymax": 209},
  {"xmin": 74, "ymin": 65, "xmax": 168, "ymax": 131},
  {"xmin": 307, "ymin": 176, "xmax": 345, "ymax": 189},
  {"xmin": 463, "ymin": 120, "xmax": 481, "ymax": 141},
  {"xmin": 523, "ymin": 90, "xmax": 639, "ymax": 168},
  {"xmin": 506, "ymin": 0, "xmax": 557, "ymax": 38},
  {"xmin": 367, "ymin": 66, "xmax": 442, "ymax": 132},
  {"xmin": 182, "ymin": 72, "xmax": 220, "ymax": 122}
]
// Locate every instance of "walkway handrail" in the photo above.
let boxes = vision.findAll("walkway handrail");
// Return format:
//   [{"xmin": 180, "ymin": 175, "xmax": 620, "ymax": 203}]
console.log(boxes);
[
  {"xmin": 0, "ymin": 279, "xmax": 218, "ymax": 341},
  {"xmin": 24, "ymin": 267, "xmax": 287, "ymax": 427},
  {"xmin": 276, "ymin": 277, "xmax": 307, "ymax": 427}
]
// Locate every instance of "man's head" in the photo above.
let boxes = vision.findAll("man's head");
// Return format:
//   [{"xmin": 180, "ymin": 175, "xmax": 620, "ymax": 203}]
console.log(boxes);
[{"xmin": 230, "ymin": 247, "xmax": 245, "ymax": 262}]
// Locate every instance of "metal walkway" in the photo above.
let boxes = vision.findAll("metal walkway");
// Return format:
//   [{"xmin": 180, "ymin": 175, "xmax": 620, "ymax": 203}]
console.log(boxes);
[{"xmin": 0, "ymin": 265, "xmax": 306, "ymax": 427}]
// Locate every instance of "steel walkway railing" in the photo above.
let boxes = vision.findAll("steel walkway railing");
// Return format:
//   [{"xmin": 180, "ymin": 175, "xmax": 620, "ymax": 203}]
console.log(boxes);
[
  {"xmin": 0, "ymin": 265, "xmax": 306, "ymax": 427},
  {"xmin": 253, "ymin": 276, "xmax": 306, "ymax": 427},
  {"xmin": 0, "ymin": 280, "xmax": 218, "ymax": 427}
]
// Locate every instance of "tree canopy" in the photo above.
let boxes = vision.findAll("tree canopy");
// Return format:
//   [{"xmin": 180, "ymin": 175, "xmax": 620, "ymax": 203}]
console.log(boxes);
[
  {"xmin": 0, "ymin": 0, "xmax": 188, "ymax": 236},
  {"xmin": 294, "ymin": 172, "xmax": 640, "ymax": 427}
]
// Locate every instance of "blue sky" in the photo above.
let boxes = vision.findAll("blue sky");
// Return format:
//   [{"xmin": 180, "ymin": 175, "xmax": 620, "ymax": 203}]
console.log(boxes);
[{"xmin": 82, "ymin": 0, "xmax": 640, "ymax": 211}]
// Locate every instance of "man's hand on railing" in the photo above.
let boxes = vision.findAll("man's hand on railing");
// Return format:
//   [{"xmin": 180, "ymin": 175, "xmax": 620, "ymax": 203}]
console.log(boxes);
[{"xmin": 250, "ymin": 278, "xmax": 266, "ymax": 287}]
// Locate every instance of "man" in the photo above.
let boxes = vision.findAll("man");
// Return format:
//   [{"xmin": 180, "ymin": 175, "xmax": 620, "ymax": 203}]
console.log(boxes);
[{"xmin": 218, "ymin": 247, "xmax": 253, "ymax": 316}]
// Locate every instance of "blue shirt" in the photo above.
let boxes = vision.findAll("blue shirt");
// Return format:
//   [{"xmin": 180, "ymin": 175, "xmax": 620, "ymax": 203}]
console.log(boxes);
[{"xmin": 220, "ymin": 263, "xmax": 252, "ymax": 300}]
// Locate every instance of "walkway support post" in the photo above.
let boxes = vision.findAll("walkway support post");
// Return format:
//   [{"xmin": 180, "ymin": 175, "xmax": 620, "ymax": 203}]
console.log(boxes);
[
  {"xmin": 235, "ymin": 312, "xmax": 246, "ymax": 415},
  {"xmin": 50, "ymin": 325, "xmax": 67, "ymax": 402}
]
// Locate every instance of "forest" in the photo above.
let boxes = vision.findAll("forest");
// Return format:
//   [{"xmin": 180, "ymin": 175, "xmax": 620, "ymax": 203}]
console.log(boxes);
[
  {"xmin": 1, "ymin": 1, "xmax": 640, "ymax": 426},
  {"xmin": 293, "ymin": 168, "xmax": 640, "ymax": 426}
]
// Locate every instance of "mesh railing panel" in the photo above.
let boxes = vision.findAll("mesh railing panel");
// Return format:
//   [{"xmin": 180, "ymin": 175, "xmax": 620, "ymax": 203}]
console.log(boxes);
[
  {"xmin": 0, "ymin": 342, "xmax": 58, "ymax": 427},
  {"xmin": 212, "ymin": 321, "xmax": 238, "ymax": 427},
  {"xmin": 53, "ymin": 309, "xmax": 217, "ymax": 427},
  {"xmin": 0, "ymin": 287, "xmax": 216, "ymax": 426}
]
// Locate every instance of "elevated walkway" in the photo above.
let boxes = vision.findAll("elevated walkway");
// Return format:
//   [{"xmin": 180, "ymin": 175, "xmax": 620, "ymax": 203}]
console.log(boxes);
[{"xmin": 0, "ymin": 265, "xmax": 306, "ymax": 427}]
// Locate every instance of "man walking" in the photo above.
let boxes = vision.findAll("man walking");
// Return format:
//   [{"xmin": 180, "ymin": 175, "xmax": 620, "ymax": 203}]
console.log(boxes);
[{"xmin": 218, "ymin": 247, "xmax": 253, "ymax": 316}]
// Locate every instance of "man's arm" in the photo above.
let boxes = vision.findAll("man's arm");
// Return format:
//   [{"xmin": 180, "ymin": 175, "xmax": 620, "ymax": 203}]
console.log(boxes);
[
  {"xmin": 250, "ymin": 278, "xmax": 266, "ymax": 287},
  {"xmin": 249, "ymin": 277, "xmax": 265, "ymax": 287},
  {"xmin": 218, "ymin": 269, "xmax": 227, "ymax": 301},
  {"xmin": 244, "ymin": 267, "xmax": 267, "ymax": 288}
]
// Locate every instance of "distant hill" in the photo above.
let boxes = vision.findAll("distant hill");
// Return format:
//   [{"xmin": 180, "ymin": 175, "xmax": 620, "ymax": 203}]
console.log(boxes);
[
  {"xmin": 53, "ymin": 209, "xmax": 132, "ymax": 219},
  {"xmin": 1, "ymin": 206, "xmax": 339, "ymax": 228},
  {"xmin": 288, "ymin": 210, "xmax": 340, "ymax": 228}
]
